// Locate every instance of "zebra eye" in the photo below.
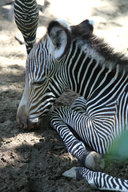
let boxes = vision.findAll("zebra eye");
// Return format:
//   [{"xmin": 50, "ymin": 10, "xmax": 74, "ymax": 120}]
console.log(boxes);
[
  {"xmin": 32, "ymin": 80, "xmax": 45, "ymax": 85},
  {"xmin": 31, "ymin": 74, "xmax": 47, "ymax": 86}
]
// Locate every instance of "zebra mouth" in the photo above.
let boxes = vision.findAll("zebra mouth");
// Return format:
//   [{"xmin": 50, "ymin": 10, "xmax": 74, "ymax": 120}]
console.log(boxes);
[{"xmin": 28, "ymin": 118, "xmax": 40, "ymax": 129}]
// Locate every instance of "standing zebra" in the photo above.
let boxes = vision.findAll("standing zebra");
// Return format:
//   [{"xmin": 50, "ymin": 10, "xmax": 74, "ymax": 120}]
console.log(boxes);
[
  {"xmin": 14, "ymin": 0, "xmax": 39, "ymax": 54},
  {"xmin": 16, "ymin": 19, "xmax": 128, "ymax": 191}
]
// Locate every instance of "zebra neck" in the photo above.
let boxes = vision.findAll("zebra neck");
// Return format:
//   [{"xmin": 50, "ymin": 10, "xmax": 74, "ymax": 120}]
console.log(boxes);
[{"xmin": 65, "ymin": 41, "xmax": 126, "ymax": 100}]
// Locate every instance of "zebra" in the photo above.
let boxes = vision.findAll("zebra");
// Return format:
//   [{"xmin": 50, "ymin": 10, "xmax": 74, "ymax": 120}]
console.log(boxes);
[
  {"xmin": 14, "ymin": 0, "xmax": 39, "ymax": 54},
  {"xmin": 16, "ymin": 19, "xmax": 128, "ymax": 191}
]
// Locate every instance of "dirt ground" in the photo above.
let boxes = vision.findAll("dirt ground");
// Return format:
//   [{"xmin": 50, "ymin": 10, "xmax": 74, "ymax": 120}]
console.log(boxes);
[{"xmin": 0, "ymin": 0, "xmax": 128, "ymax": 192}]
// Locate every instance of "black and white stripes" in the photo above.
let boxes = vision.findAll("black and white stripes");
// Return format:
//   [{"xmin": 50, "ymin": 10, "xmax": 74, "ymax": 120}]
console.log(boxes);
[
  {"xmin": 16, "ymin": 19, "xmax": 128, "ymax": 191},
  {"xmin": 80, "ymin": 167, "xmax": 128, "ymax": 191},
  {"xmin": 14, "ymin": 0, "xmax": 39, "ymax": 54}
]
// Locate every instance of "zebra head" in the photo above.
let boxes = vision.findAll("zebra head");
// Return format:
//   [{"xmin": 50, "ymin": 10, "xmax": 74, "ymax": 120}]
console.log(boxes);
[{"xmin": 17, "ymin": 19, "xmax": 94, "ymax": 129}]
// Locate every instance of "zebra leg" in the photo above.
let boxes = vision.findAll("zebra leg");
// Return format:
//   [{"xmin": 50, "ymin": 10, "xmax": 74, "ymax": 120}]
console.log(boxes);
[
  {"xmin": 71, "ymin": 97, "xmax": 105, "ymax": 170},
  {"xmin": 50, "ymin": 106, "xmax": 104, "ymax": 171},
  {"xmin": 14, "ymin": 0, "xmax": 39, "ymax": 54},
  {"xmin": 63, "ymin": 167, "xmax": 128, "ymax": 191},
  {"xmin": 71, "ymin": 96, "xmax": 87, "ymax": 113}
]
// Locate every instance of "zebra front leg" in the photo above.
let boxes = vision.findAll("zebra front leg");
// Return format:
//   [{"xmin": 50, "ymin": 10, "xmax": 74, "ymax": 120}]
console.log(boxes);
[
  {"xmin": 71, "ymin": 96, "xmax": 87, "ymax": 113},
  {"xmin": 63, "ymin": 167, "xmax": 128, "ymax": 191},
  {"xmin": 50, "ymin": 107, "xmax": 104, "ymax": 171}
]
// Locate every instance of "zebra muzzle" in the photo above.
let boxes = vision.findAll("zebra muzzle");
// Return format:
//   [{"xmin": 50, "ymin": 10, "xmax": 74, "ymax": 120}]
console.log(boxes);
[
  {"xmin": 17, "ymin": 116, "xmax": 40, "ymax": 130},
  {"xmin": 17, "ymin": 105, "xmax": 40, "ymax": 129}
]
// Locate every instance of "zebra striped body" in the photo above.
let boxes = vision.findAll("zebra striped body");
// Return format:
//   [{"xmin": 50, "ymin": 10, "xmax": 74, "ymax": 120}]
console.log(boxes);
[
  {"xmin": 16, "ymin": 19, "xmax": 128, "ymax": 191},
  {"xmin": 51, "ymin": 40, "xmax": 128, "ymax": 155},
  {"xmin": 14, "ymin": 0, "xmax": 39, "ymax": 54}
]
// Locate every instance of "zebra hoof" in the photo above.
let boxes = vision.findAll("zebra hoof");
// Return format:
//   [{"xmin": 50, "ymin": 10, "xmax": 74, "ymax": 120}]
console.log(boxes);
[
  {"xmin": 62, "ymin": 167, "xmax": 79, "ymax": 179},
  {"xmin": 85, "ymin": 151, "xmax": 105, "ymax": 171}
]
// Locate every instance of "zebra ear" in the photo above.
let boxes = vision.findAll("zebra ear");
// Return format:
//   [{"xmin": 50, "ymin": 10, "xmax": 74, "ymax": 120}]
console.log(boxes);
[{"xmin": 47, "ymin": 20, "xmax": 71, "ymax": 59}]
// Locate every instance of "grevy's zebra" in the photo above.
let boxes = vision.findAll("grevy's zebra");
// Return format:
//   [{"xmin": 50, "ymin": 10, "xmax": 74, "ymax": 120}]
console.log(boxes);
[
  {"xmin": 16, "ymin": 19, "xmax": 128, "ymax": 191},
  {"xmin": 14, "ymin": 0, "xmax": 39, "ymax": 54}
]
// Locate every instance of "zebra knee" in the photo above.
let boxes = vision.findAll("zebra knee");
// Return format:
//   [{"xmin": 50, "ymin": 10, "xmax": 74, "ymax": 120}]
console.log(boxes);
[{"xmin": 71, "ymin": 97, "xmax": 87, "ymax": 112}]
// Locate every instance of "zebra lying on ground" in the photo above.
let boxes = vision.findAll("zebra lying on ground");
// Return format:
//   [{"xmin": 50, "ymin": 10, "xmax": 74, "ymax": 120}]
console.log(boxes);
[{"xmin": 16, "ymin": 18, "xmax": 128, "ymax": 191}]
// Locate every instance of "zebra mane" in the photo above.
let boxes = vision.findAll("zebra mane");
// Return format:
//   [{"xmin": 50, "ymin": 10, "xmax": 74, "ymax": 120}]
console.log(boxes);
[{"xmin": 71, "ymin": 24, "xmax": 128, "ymax": 73}]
